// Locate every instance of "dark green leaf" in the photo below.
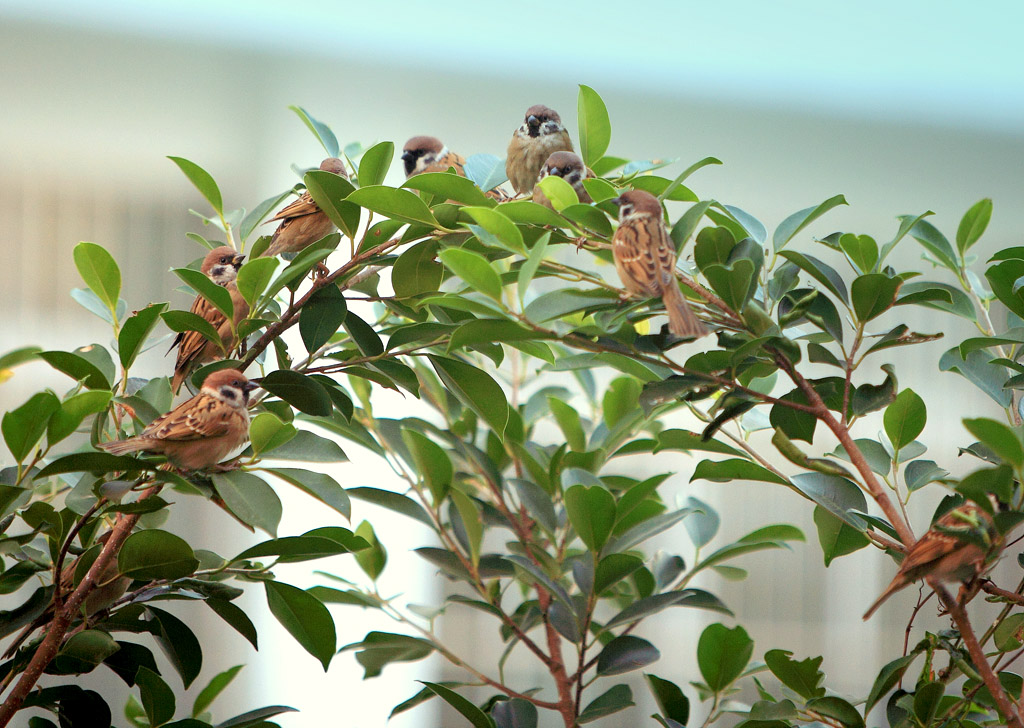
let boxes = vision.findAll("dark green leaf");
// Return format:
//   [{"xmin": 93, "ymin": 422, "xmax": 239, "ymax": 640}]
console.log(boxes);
[
  {"xmin": 173, "ymin": 266, "xmax": 233, "ymax": 320},
  {"xmin": 260, "ymin": 428, "xmax": 347, "ymax": 462},
  {"xmin": 420, "ymin": 681, "xmax": 495, "ymax": 728},
  {"xmin": 36, "ymin": 451, "xmax": 149, "ymax": 478},
  {"xmin": 851, "ymin": 273, "xmax": 901, "ymax": 322},
  {"xmin": 429, "ymin": 355, "xmax": 509, "ymax": 436},
  {"xmin": 778, "ymin": 251, "xmax": 849, "ymax": 304},
  {"xmin": 161, "ymin": 310, "xmax": 221, "ymax": 349},
  {"xmin": 147, "ymin": 606, "xmax": 203, "ymax": 689},
  {"xmin": 235, "ymin": 257, "xmax": 277, "ymax": 307},
  {"xmin": 119, "ymin": 529, "xmax": 199, "ymax": 580},
  {"xmin": 814, "ymin": 506, "xmax": 869, "ymax": 565},
  {"xmin": 265, "ymin": 581, "xmax": 335, "ymax": 671},
  {"xmin": 260, "ymin": 369, "xmax": 333, "ymax": 416},
  {"xmin": 492, "ymin": 697, "xmax": 537, "ymax": 728},
  {"xmin": 773, "ymin": 194, "xmax": 847, "ymax": 252},
  {"xmin": 349, "ymin": 487, "xmax": 432, "ymax": 525},
  {"xmin": 211, "ymin": 471, "xmax": 283, "ymax": 536},
  {"xmin": 597, "ymin": 635, "xmax": 660, "ymax": 676},
  {"xmin": 690, "ymin": 459, "xmax": 788, "ymax": 485},
  {"xmin": 118, "ymin": 303, "xmax": 168, "ymax": 370},
  {"xmin": 299, "ymin": 284, "xmax": 348, "ymax": 354},
  {"xmin": 645, "ymin": 674, "xmax": 690, "ymax": 725},
  {"xmin": 439, "ymin": 247, "xmax": 504, "ymax": 300},
  {"xmin": 578, "ymin": 684, "xmax": 634, "ymax": 724},
  {"xmin": 957, "ymin": 198, "xmax": 993, "ymax": 254},
  {"xmin": 884, "ymin": 389, "xmax": 926, "ymax": 450},
  {"xmin": 3, "ymin": 391, "xmax": 60, "ymax": 462},
  {"xmin": 266, "ymin": 468, "xmax": 351, "ymax": 519},
  {"xmin": 216, "ymin": 704, "xmax": 298, "ymax": 728},
  {"xmin": 137, "ymin": 666, "xmax": 176, "ymax": 727},
  {"xmin": 304, "ymin": 169, "xmax": 360, "ymax": 239},
  {"xmin": 964, "ymin": 417, "xmax": 1024, "ymax": 467},
  {"xmin": 37, "ymin": 349, "xmax": 111, "ymax": 390},
  {"xmin": 805, "ymin": 697, "xmax": 864, "ymax": 728},
  {"xmin": 564, "ymin": 484, "xmax": 615, "ymax": 552},
  {"xmin": 764, "ymin": 649, "xmax": 826, "ymax": 700},
  {"xmin": 206, "ymin": 599, "xmax": 258, "ymax": 649},
  {"xmin": 909, "ymin": 218, "xmax": 958, "ymax": 271},
  {"xmin": 47, "ymin": 390, "xmax": 111, "ymax": 445},
  {"xmin": 393, "ymin": 240, "xmax": 443, "ymax": 298},
  {"xmin": 866, "ymin": 654, "xmax": 919, "ymax": 712}
]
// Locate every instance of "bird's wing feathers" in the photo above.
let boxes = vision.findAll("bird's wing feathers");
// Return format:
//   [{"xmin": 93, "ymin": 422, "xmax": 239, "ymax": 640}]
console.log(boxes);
[
  {"xmin": 268, "ymin": 192, "xmax": 318, "ymax": 222},
  {"xmin": 143, "ymin": 394, "xmax": 232, "ymax": 441}
]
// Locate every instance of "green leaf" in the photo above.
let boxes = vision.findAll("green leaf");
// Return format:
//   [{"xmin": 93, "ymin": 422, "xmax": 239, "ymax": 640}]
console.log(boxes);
[
  {"xmin": 248, "ymin": 412, "xmax": 296, "ymax": 456},
  {"xmin": 464, "ymin": 153, "xmax": 508, "ymax": 192},
  {"xmin": 235, "ymin": 257, "xmax": 277, "ymax": 308},
  {"xmin": 773, "ymin": 194, "xmax": 847, "ymax": 252},
  {"xmin": 578, "ymin": 684, "xmax": 634, "ymax": 724},
  {"xmin": 939, "ymin": 346, "xmax": 1012, "ymax": 407},
  {"xmin": 118, "ymin": 302, "xmax": 168, "ymax": 371},
  {"xmin": 267, "ymin": 468, "xmax": 352, "ymax": 520},
  {"xmin": 593, "ymin": 553, "xmax": 644, "ymax": 594},
  {"xmin": 597, "ymin": 635, "xmax": 660, "ymax": 676},
  {"xmin": 684, "ymin": 496, "xmax": 720, "ymax": 548},
  {"xmin": 299, "ymin": 284, "xmax": 348, "ymax": 354},
  {"xmin": 851, "ymin": 273, "xmax": 901, "ymax": 322},
  {"xmin": 119, "ymin": 529, "xmax": 199, "ymax": 580},
  {"xmin": 206, "ymin": 599, "xmax": 258, "ymax": 649},
  {"xmin": 288, "ymin": 105, "xmax": 340, "ymax": 157},
  {"xmin": 670, "ymin": 200, "xmax": 714, "ymax": 253},
  {"xmin": 192, "ymin": 664, "xmax": 243, "ymax": 718},
  {"xmin": 393, "ymin": 240, "xmax": 443, "ymax": 298},
  {"xmin": 265, "ymin": 581, "xmax": 336, "ymax": 671},
  {"xmin": 233, "ymin": 530, "xmax": 365, "ymax": 563},
  {"xmin": 548, "ymin": 398, "xmax": 586, "ymax": 451},
  {"xmin": 791, "ymin": 472, "xmax": 868, "ymax": 530},
  {"xmin": 239, "ymin": 189, "xmax": 293, "ymax": 243},
  {"xmin": 492, "ymin": 698, "xmax": 538, "ymax": 728},
  {"xmin": 3, "ymin": 391, "xmax": 60, "ymax": 462},
  {"xmin": 578, "ymin": 84, "xmax": 611, "ymax": 166},
  {"xmin": 839, "ymin": 233, "xmax": 879, "ymax": 273},
  {"xmin": 963, "ymin": 417, "xmax": 1024, "ymax": 467},
  {"xmin": 994, "ymin": 613, "xmax": 1024, "ymax": 652},
  {"xmin": 357, "ymin": 141, "xmax": 395, "ymax": 187},
  {"xmin": 690, "ymin": 458, "xmax": 788, "ymax": 485},
  {"xmin": 523, "ymin": 288, "xmax": 620, "ymax": 322},
  {"xmin": 535, "ymin": 175, "xmax": 578, "ymax": 211},
  {"xmin": 429, "ymin": 355, "xmax": 509, "ymax": 436},
  {"xmin": 216, "ymin": 705, "xmax": 298, "ymax": 727},
  {"xmin": 957, "ymin": 198, "xmax": 993, "ymax": 254},
  {"xmin": 168, "ymin": 156, "xmax": 223, "ymax": 215},
  {"xmin": 346, "ymin": 631, "xmax": 434, "ymax": 678},
  {"xmin": 778, "ymin": 251, "xmax": 849, "ymax": 303},
  {"xmin": 53, "ymin": 629, "xmax": 120, "ymax": 674},
  {"xmin": 450, "ymin": 490, "xmax": 483, "ymax": 565},
  {"xmin": 161, "ymin": 310, "xmax": 221, "ymax": 349},
  {"xmin": 173, "ymin": 266, "xmax": 233, "ymax": 320},
  {"xmin": 38, "ymin": 348, "xmax": 112, "ymax": 390},
  {"xmin": 47, "ymin": 390, "xmax": 111, "ymax": 445},
  {"xmin": 866, "ymin": 654, "xmax": 919, "ymax": 712},
  {"xmin": 764, "ymin": 649, "xmax": 826, "ymax": 700},
  {"xmin": 439, "ymin": 248, "xmax": 503, "ymax": 301},
  {"xmin": 303, "ymin": 169, "xmax": 360, "ymax": 239},
  {"xmin": 146, "ymin": 606, "xmax": 203, "ymax": 688},
  {"xmin": 403, "ymin": 172, "xmax": 492, "ymax": 207},
  {"xmin": 211, "ymin": 471, "xmax": 283, "ymax": 536},
  {"xmin": 401, "ymin": 430, "xmax": 452, "ymax": 503},
  {"xmin": 0, "ymin": 345, "xmax": 40, "ymax": 374},
  {"xmin": 73, "ymin": 242, "xmax": 121, "ymax": 317},
  {"xmin": 660, "ymin": 158, "xmax": 722, "ymax": 203},
  {"xmin": 260, "ymin": 369, "xmax": 333, "ymax": 416},
  {"xmin": 814, "ymin": 506, "xmax": 869, "ymax": 565},
  {"xmin": 645, "ymin": 674, "xmax": 690, "ymax": 726},
  {"xmin": 137, "ymin": 666, "xmax": 176, "ymax": 727},
  {"xmin": 260, "ymin": 429, "xmax": 348, "ymax": 462},
  {"xmin": 465, "ymin": 206, "xmax": 526, "ymax": 254},
  {"xmin": 564, "ymin": 484, "xmax": 616, "ymax": 552},
  {"xmin": 419, "ymin": 682, "xmax": 495, "ymax": 728},
  {"xmin": 909, "ymin": 218, "xmax": 958, "ymax": 271},
  {"xmin": 698, "ymin": 623, "xmax": 753, "ymax": 692},
  {"xmin": 36, "ymin": 451, "xmax": 150, "ymax": 478},
  {"xmin": 806, "ymin": 696, "xmax": 864, "ymax": 728},
  {"xmin": 349, "ymin": 487, "xmax": 432, "ymax": 526},
  {"xmin": 354, "ymin": 520, "xmax": 387, "ymax": 580},
  {"xmin": 347, "ymin": 186, "xmax": 440, "ymax": 228},
  {"xmin": 884, "ymin": 389, "xmax": 926, "ymax": 450}
]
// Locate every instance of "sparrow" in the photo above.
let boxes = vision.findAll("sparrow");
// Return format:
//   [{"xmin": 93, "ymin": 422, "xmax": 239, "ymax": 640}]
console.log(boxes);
[
  {"xmin": 260, "ymin": 157, "xmax": 347, "ymax": 261},
  {"xmin": 402, "ymin": 136, "xmax": 510, "ymax": 201},
  {"xmin": 863, "ymin": 501, "xmax": 1001, "ymax": 620},
  {"xmin": 99, "ymin": 369, "xmax": 258, "ymax": 471},
  {"xmin": 3, "ymin": 531, "xmax": 129, "ymax": 658},
  {"xmin": 506, "ymin": 105, "xmax": 574, "ymax": 195},
  {"xmin": 170, "ymin": 246, "xmax": 249, "ymax": 394},
  {"xmin": 401, "ymin": 136, "xmax": 466, "ymax": 177},
  {"xmin": 611, "ymin": 190, "xmax": 707, "ymax": 339},
  {"xmin": 532, "ymin": 151, "xmax": 593, "ymax": 209}
]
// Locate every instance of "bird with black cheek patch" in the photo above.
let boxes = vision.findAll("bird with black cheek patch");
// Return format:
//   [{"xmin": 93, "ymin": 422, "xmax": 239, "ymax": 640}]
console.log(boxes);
[
  {"xmin": 260, "ymin": 157, "xmax": 348, "ymax": 270},
  {"xmin": 863, "ymin": 500, "xmax": 1002, "ymax": 620},
  {"xmin": 532, "ymin": 151, "xmax": 593, "ymax": 209},
  {"xmin": 99, "ymin": 369, "xmax": 258, "ymax": 471},
  {"xmin": 611, "ymin": 189, "xmax": 707, "ymax": 339},
  {"xmin": 170, "ymin": 246, "xmax": 249, "ymax": 394},
  {"xmin": 401, "ymin": 136, "xmax": 466, "ymax": 177},
  {"xmin": 506, "ymin": 104, "xmax": 574, "ymax": 195}
]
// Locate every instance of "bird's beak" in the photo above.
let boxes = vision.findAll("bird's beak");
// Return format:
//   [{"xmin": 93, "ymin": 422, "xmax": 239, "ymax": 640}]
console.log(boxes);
[
  {"xmin": 232, "ymin": 253, "xmax": 246, "ymax": 267},
  {"xmin": 527, "ymin": 115, "xmax": 540, "ymax": 128},
  {"xmin": 610, "ymin": 196, "xmax": 624, "ymax": 207},
  {"xmin": 400, "ymin": 151, "xmax": 414, "ymax": 163},
  {"xmin": 243, "ymin": 381, "xmax": 260, "ymax": 393}
]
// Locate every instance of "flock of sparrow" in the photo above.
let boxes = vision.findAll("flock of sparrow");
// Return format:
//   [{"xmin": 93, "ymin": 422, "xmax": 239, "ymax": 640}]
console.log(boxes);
[{"xmin": 90, "ymin": 104, "xmax": 999, "ymax": 621}]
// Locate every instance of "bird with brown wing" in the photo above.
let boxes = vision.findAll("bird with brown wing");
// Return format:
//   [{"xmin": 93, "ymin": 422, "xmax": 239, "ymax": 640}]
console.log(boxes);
[
  {"xmin": 863, "ymin": 500, "xmax": 1001, "ymax": 620},
  {"xmin": 611, "ymin": 190, "xmax": 707, "ymax": 339},
  {"xmin": 506, "ymin": 105, "xmax": 574, "ymax": 195},
  {"xmin": 260, "ymin": 157, "xmax": 347, "ymax": 268},
  {"xmin": 100, "ymin": 369, "xmax": 258, "ymax": 471},
  {"xmin": 532, "ymin": 151, "xmax": 593, "ymax": 209},
  {"xmin": 170, "ymin": 246, "xmax": 248, "ymax": 393}
]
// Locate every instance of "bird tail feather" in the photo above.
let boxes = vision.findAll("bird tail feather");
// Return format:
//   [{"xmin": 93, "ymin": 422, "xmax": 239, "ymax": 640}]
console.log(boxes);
[{"xmin": 662, "ymin": 281, "xmax": 706, "ymax": 339}]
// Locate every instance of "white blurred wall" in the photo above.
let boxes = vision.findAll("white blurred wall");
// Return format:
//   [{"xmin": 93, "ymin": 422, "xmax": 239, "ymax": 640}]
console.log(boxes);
[{"xmin": 2, "ymin": 5, "xmax": 1024, "ymax": 727}]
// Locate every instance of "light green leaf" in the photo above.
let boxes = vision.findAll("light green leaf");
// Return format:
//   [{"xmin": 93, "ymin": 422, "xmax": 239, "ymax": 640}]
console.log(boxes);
[
  {"xmin": 73, "ymin": 242, "xmax": 121, "ymax": 317},
  {"xmin": 578, "ymin": 84, "xmax": 611, "ymax": 166},
  {"xmin": 168, "ymin": 156, "xmax": 223, "ymax": 215}
]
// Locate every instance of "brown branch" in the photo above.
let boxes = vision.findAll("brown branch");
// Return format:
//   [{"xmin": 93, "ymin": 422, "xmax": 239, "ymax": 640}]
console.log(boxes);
[
  {"xmin": 773, "ymin": 351, "xmax": 914, "ymax": 547},
  {"xmin": 936, "ymin": 583, "xmax": 1023, "ymax": 728},
  {"xmin": 981, "ymin": 580, "xmax": 1024, "ymax": 606},
  {"xmin": 0, "ymin": 484, "xmax": 162, "ymax": 727},
  {"xmin": 239, "ymin": 238, "xmax": 401, "ymax": 370},
  {"xmin": 536, "ymin": 588, "xmax": 576, "ymax": 728},
  {"xmin": 51, "ymin": 498, "xmax": 107, "ymax": 610}
]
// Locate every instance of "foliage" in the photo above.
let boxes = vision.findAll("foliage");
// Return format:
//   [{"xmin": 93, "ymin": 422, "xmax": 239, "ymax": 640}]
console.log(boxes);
[{"xmin": 2, "ymin": 85, "xmax": 1024, "ymax": 728}]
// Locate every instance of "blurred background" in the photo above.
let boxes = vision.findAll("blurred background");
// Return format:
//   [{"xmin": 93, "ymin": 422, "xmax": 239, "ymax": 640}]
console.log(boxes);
[{"xmin": 2, "ymin": 1, "xmax": 1024, "ymax": 725}]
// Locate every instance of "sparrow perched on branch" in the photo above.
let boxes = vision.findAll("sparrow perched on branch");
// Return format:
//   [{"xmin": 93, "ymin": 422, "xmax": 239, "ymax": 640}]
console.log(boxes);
[
  {"xmin": 506, "ymin": 105, "xmax": 573, "ymax": 195},
  {"xmin": 532, "ymin": 151, "xmax": 593, "ymax": 209},
  {"xmin": 261, "ymin": 157, "xmax": 347, "ymax": 260},
  {"xmin": 863, "ymin": 500, "xmax": 1001, "ymax": 620},
  {"xmin": 2, "ymin": 531, "xmax": 129, "ymax": 659},
  {"xmin": 401, "ymin": 136, "xmax": 466, "ymax": 177},
  {"xmin": 170, "ymin": 246, "xmax": 248, "ymax": 394},
  {"xmin": 100, "ymin": 369, "xmax": 258, "ymax": 471},
  {"xmin": 611, "ymin": 190, "xmax": 707, "ymax": 339}
]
